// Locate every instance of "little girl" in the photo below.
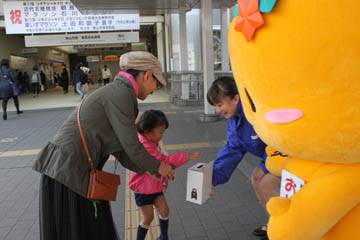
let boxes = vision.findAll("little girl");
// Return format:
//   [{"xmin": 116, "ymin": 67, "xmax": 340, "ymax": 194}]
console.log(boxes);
[{"xmin": 129, "ymin": 110, "xmax": 201, "ymax": 240}]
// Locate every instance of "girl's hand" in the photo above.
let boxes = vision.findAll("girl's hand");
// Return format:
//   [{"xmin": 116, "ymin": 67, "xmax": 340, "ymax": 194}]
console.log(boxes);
[
  {"xmin": 189, "ymin": 152, "xmax": 201, "ymax": 160},
  {"xmin": 209, "ymin": 185, "xmax": 214, "ymax": 196}
]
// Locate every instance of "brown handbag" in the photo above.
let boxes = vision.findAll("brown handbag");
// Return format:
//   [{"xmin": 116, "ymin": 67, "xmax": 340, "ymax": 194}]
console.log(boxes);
[{"xmin": 77, "ymin": 100, "xmax": 121, "ymax": 201}]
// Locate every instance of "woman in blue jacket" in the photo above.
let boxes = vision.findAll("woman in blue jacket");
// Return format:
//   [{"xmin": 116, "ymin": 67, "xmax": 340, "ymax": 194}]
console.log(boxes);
[
  {"xmin": 207, "ymin": 76, "xmax": 279, "ymax": 240},
  {"xmin": 0, "ymin": 59, "xmax": 23, "ymax": 120}
]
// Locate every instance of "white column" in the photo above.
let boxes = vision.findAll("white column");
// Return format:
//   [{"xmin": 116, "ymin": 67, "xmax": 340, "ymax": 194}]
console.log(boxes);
[
  {"xmin": 201, "ymin": 0, "xmax": 215, "ymax": 114},
  {"xmin": 179, "ymin": 6, "xmax": 189, "ymax": 100},
  {"xmin": 164, "ymin": 14, "xmax": 171, "ymax": 73},
  {"xmin": 156, "ymin": 22, "xmax": 165, "ymax": 72},
  {"xmin": 221, "ymin": 6, "xmax": 230, "ymax": 71}
]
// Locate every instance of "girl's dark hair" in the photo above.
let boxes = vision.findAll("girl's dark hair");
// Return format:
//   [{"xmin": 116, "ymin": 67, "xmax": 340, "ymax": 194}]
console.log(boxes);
[
  {"xmin": 206, "ymin": 76, "xmax": 239, "ymax": 106},
  {"xmin": 126, "ymin": 69, "xmax": 144, "ymax": 79},
  {"xmin": 137, "ymin": 110, "xmax": 169, "ymax": 134}
]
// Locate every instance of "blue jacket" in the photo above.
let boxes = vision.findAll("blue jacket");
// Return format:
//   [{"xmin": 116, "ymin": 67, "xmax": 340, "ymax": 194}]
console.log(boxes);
[{"xmin": 212, "ymin": 103, "xmax": 267, "ymax": 186}]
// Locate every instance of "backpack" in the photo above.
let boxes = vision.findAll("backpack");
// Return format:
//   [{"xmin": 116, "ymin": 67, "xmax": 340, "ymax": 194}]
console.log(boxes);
[{"xmin": 32, "ymin": 72, "xmax": 39, "ymax": 83}]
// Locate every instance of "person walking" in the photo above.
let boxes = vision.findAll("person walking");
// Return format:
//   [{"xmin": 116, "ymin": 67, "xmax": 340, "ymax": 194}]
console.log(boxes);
[
  {"xmin": 0, "ymin": 59, "xmax": 23, "ymax": 120},
  {"xmin": 102, "ymin": 65, "xmax": 112, "ymax": 86},
  {"xmin": 30, "ymin": 67, "xmax": 41, "ymax": 97},
  {"xmin": 33, "ymin": 51, "xmax": 173, "ymax": 240},
  {"xmin": 61, "ymin": 64, "xmax": 69, "ymax": 94},
  {"xmin": 72, "ymin": 63, "xmax": 86, "ymax": 100}
]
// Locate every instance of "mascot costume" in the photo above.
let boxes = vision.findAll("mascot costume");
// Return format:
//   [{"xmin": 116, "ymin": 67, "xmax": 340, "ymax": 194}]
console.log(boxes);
[{"xmin": 228, "ymin": 0, "xmax": 360, "ymax": 239}]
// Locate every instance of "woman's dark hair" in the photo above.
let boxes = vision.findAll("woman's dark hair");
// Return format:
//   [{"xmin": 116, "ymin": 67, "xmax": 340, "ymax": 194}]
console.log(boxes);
[
  {"xmin": 136, "ymin": 110, "xmax": 169, "ymax": 134},
  {"xmin": 1, "ymin": 58, "xmax": 9, "ymax": 67},
  {"xmin": 206, "ymin": 76, "xmax": 239, "ymax": 106},
  {"xmin": 126, "ymin": 69, "xmax": 144, "ymax": 79}
]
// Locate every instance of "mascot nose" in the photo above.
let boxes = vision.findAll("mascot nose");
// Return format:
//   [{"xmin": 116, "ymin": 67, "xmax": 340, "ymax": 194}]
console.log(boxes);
[{"xmin": 264, "ymin": 109, "xmax": 303, "ymax": 123}]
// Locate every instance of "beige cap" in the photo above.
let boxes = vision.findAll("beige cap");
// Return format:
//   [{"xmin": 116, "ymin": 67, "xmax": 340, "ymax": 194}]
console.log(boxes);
[{"xmin": 119, "ymin": 51, "xmax": 166, "ymax": 86}]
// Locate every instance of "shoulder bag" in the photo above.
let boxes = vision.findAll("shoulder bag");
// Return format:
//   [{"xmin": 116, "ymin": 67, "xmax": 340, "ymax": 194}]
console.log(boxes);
[{"xmin": 77, "ymin": 100, "xmax": 121, "ymax": 201}]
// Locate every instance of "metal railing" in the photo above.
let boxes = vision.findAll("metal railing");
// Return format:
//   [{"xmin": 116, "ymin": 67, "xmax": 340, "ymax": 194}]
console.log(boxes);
[{"xmin": 167, "ymin": 71, "xmax": 233, "ymax": 106}]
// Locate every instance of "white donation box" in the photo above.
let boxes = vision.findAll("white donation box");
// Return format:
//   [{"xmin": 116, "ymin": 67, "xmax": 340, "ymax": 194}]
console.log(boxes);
[{"xmin": 186, "ymin": 161, "xmax": 214, "ymax": 205}]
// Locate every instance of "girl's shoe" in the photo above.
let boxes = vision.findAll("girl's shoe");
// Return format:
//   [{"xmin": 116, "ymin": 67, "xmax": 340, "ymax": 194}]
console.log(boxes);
[{"xmin": 253, "ymin": 225, "xmax": 267, "ymax": 237}]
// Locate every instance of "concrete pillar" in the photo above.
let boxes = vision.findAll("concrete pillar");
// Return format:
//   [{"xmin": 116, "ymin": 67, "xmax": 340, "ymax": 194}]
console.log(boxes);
[
  {"xmin": 179, "ymin": 6, "xmax": 189, "ymax": 100},
  {"xmin": 156, "ymin": 22, "xmax": 165, "ymax": 72},
  {"xmin": 164, "ymin": 14, "xmax": 171, "ymax": 73},
  {"xmin": 221, "ymin": 6, "xmax": 230, "ymax": 71},
  {"xmin": 199, "ymin": 0, "xmax": 218, "ymax": 121}
]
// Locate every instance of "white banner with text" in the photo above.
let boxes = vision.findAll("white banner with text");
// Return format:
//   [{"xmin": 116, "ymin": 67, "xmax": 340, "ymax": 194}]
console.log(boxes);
[{"xmin": 4, "ymin": 0, "xmax": 139, "ymax": 34}]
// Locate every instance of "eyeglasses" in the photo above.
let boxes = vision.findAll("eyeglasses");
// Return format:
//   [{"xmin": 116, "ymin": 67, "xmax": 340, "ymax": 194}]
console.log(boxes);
[{"xmin": 152, "ymin": 74, "xmax": 162, "ymax": 90}]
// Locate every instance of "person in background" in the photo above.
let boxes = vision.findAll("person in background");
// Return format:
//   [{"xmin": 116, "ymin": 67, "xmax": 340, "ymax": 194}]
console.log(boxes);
[
  {"xmin": 40, "ymin": 70, "xmax": 46, "ymax": 91},
  {"xmin": 102, "ymin": 65, "xmax": 112, "ymax": 86},
  {"xmin": 0, "ymin": 59, "xmax": 23, "ymax": 120},
  {"xmin": 97, "ymin": 68, "xmax": 103, "ymax": 86},
  {"xmin": 129, "ymin": 110, "xmax": 201, "ymax": 240},
  {"xmin": 61, "ymin": 64, "xmax": 69, "ymax": 94},
  {"xmin": 23, "ymin": 72, "xmax": 30, "ymax": 93},
  {"xmin": 16, "ymin": 70, "xmax": 25, "ymax": 93},
  {"xmin": 72, "ymin": 63, "xmax": 86, "ymax": 100},
  {"xmin": 33, "ymin": 51, "xmax": 174, "ymax": 240},
  {"xmin": 30, "ymin": 67, "xmax": 41, "ymax": 97}
]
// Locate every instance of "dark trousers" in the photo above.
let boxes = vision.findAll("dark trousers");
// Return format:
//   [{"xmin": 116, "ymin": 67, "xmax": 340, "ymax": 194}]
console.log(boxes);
[
  {"xmin": 32, "ymin": 83, "xmax": 40, "ymax": 95},
  {"xmin": 2, "ymin": 96, "xmax": 20, "ymax": 114},
  {"xmin": 103, "ymin": 78, "xmax": 110, "ymax": 85}
]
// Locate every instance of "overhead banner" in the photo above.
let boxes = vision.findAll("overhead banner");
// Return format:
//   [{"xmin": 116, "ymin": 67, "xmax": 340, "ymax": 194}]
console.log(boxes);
[
  {"xmin": 24, "ymin": 32, "xmax": 140, "ymax": 47},
  {"xmin": 3, "ymin": 0, "xmax": 139, "ymax": 34}
]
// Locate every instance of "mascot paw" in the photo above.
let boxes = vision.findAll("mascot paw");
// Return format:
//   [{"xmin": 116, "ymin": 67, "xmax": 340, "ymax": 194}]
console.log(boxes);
[{"xmin": 267, "ymin": 197, "xmax": 291, "ymax": 217}]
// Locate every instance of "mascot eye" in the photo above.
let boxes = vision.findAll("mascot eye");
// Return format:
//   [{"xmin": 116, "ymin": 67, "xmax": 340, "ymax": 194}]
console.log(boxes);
[{"xmin": 245, "ymin": 88, "xmax": 256, "ymax": 113}]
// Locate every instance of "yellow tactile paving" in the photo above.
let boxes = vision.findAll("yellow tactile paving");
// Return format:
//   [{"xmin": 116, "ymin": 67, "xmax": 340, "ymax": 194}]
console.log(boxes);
[
  {"xmin": 184, "ymin": 142, "xmax": 212, "ymax": 149},
  {"xmin": 163, "ymin": 143, "xmax": 186, "ymax": 151},
  {"xmin": 0, "ymin": 140, "xmax": 221, "ymax": 158},
  {"xmin": 183, "ymin": 110, "xmax": 204, "ymax": 113},
  {"xmin": 0, "ymin": 149, "xmax": 41, "ymax": 157}
]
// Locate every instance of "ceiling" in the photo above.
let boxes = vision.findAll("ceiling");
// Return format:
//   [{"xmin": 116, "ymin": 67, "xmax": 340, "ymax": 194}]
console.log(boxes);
[{"xmin": 71, "ymin": 0, "xmax": 237, "ymax": 15}]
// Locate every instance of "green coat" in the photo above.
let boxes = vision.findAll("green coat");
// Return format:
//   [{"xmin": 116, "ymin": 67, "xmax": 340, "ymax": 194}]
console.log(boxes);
[{"xmin": 33, "ymin": 74, "xmax": 160, "ymax": 198}]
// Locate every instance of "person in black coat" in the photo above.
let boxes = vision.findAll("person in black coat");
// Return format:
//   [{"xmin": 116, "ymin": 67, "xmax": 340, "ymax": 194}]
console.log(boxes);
[
  {"xmin": 61, "ymin": 64, "xmax": 69, "ymax": 94},
  {"xmin": 0, "ymin": 59, "xmax": 23, "ymax": 120}
]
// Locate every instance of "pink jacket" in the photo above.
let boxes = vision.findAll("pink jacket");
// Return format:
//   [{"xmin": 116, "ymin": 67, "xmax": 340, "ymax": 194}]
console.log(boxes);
[{"xmin": 128, "ymin": 134, "xmax": 188, "ymax": 194}]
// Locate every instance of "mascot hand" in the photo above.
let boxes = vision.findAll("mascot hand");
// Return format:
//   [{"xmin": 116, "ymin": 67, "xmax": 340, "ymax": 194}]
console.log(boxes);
[{"xmin": 267, "ymin": 197, "xmax": 291, "ymax": 217}]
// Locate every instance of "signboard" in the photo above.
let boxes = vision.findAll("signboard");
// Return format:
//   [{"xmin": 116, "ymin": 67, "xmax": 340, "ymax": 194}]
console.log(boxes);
[
  {"xmin": 104, "ymin": 55, "xmax": 119, "ymax": 61},
  {"xmin": 22, "ymin": 47, "xmax": 38, "ymax": 54},
  {"xmin": 3, "ymin": 0, "xmax": 139, "ymax": 34},
  {"xmin": 25, "ymin": 32, "xmax": 139, "ymax": 47},
  {"xmin": 73, "ymin": 43, "xmax": 127, "ymax": 49}
]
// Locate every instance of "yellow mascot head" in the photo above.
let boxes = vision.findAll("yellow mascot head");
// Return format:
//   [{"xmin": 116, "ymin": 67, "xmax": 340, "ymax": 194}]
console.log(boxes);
[{"xmin": 228, "ymin": 0, "xmax": 360, "ymax": 163}]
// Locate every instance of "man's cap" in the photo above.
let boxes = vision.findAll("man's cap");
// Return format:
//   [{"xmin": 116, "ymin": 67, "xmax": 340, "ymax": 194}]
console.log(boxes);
[{"xmin": 119, "ymin": 51, "xmax": 166, "ymax": 86}]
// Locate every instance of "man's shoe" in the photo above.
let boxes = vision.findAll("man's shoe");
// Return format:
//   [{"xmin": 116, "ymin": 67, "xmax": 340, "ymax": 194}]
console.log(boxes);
[
  {"xmin": 253, "ymin": 226, "xmax": 267, "ymax": 237},
  {"xmin": 17, "ymin": 110, "xmax": 23, "ymax": 115},
  {"xmin": 3, "ymin": 113, "xmax": 7, "ymax": 120}
]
